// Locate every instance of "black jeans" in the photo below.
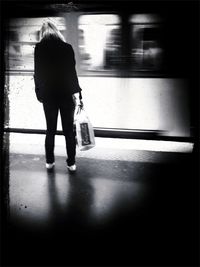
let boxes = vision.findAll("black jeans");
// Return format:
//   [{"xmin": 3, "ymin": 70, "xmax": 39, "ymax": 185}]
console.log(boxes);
[{"xmin": 43, "ymin": 100, "xmax": 76, "ymax": 166}]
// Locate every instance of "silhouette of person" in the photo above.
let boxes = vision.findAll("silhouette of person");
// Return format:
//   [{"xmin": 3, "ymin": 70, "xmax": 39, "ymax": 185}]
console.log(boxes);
[{"xmin": 34, "ymin": 22, "xmax": 82, "ymax": 172}]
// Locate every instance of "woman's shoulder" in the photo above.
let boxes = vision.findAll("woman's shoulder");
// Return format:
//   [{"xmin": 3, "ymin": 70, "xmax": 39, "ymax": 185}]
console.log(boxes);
[
  {"xmin": 61, "ymin": 42, "xmax": 75, "ymax": 57},
  {"xmin": 35, "ymin": 40, "xmax": 74, "ymax": 55},
  {"xmin": 35, "ymin": 41, "xmax": 43, "ymax": 50},
  {"xmin": 62, "ymin": 42, "xmax": 73, "ymax": 50}
]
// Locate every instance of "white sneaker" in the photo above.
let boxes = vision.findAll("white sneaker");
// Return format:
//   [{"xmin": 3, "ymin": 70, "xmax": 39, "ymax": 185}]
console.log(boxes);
[
  {"xmin": 46, "ymin": 162, "xmax": 55, "ymax": 169},
  {"xmin": 67, "ymin": 164, "xmax": 76, "ymax": 172}
]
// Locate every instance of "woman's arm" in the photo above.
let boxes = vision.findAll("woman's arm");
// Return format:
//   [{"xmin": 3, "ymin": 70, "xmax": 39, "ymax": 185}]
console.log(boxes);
[
  {"xmin": 68, "ymin": 44, "xmax": 82, "ymax": 95},
  {"xmin": 34, "ymin": 45, "xmax": 43, "ymax": 102},
  {"xmin": 72, "ymin": 92, "xmax": 83, "ymax": 107}
]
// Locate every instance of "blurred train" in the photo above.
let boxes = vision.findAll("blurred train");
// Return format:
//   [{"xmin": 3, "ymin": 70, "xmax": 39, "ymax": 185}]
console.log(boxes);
[{"xmin": 3, "ymin": 1, "xmax": 199, "ymax": 141}]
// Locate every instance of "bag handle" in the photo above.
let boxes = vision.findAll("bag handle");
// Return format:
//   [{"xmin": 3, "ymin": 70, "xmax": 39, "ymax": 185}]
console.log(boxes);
[
  {"xmin": 75, "ymin": 93, "xmax": 84, "ymax": 116},
  {"xmin": 79, "ymin": 92, "xmax": 83, "ymax": 108}
]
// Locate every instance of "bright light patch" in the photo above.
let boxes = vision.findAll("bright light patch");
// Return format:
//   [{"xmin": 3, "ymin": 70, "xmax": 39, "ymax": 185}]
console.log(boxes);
[
  {"xmin": 95, "ymin": 138, "xmax": 193, "ymax": 153},
  {"xmin": 79, "ymin": 14, "xmax": 121, "ymax": 25},
  {"xmin": 9, "ymin": 133, "xmax": 193, "ymax": 154},
  {"xmin": 130, "ymin": 14, "xmax": 162, "ymax": 24}
]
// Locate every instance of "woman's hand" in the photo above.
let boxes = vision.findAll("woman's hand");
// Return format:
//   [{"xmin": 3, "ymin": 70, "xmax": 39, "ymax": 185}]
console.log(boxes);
[{"xmin": 73, "ymin": 93, "xmax": 83, "ymax": 107}]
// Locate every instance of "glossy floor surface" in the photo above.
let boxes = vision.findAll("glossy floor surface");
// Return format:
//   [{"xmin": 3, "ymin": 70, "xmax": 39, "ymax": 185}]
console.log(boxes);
[{"xmin": 2, "ymin": 137, "xmax": 199, "ymax": 267}]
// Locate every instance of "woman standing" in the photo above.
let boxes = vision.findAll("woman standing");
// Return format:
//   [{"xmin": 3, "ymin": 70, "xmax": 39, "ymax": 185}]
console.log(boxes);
[{"xmin": 34, "ymin": 22, "xmax": 82, "ymax": 172}]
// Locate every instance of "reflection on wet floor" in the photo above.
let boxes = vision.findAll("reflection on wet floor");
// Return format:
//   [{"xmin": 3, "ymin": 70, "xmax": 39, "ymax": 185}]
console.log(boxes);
[
  {"xmin": 9, "ymin": 154, "xmax": 147, "ymax": 231},
  {"xmin": 5, "ymin": 143, "xmax": 198, "ymax": 267}
]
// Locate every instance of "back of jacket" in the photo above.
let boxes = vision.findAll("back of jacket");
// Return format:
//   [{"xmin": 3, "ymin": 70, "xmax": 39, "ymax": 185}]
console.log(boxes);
[{"xmin": 34, "ymin": 37, "xmax": 81, "ymax": 103}]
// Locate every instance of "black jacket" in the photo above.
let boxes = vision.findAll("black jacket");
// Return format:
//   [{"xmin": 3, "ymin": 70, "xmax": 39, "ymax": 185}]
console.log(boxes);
[{"xmin": 34, "ymin": 37, "xmax": 82, "ymax": 103}]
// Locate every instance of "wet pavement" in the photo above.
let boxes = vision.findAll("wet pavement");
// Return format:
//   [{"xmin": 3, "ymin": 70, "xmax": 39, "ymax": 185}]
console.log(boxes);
[{"xmin": 2, "ymin": 137, "xmax": 199, "ymax": 267}]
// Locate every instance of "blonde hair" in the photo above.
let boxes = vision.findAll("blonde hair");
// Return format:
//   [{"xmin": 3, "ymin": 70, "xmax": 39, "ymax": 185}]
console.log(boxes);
[{"xmin": 39, "ymin": 21, "xmax": 66, "ymax": 42}]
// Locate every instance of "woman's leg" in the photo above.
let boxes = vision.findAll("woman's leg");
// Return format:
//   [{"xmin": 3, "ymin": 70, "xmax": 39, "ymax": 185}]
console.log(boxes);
[
  {"xmin": 43, "ymin": 102, "xmax": 59, "ymax": 163},
  {"xmin": 60, "ymin": 102, "xmax": 76, "ymax": 166}
]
